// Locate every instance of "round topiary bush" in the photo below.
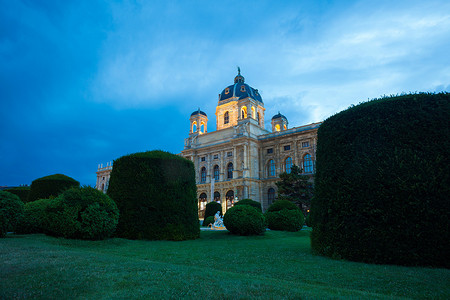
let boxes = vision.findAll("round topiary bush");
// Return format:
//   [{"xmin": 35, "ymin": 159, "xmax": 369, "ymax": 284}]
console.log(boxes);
[
  {"xmin": 203, "ymin": 201, "xmax": 222, "ymax": 224},
  {"xmin": 234, "ymin": 199, "xmax": 262, "ymax": 212},
  {"xmin": 5, "ymin": 186, "xmax": 30, "ymax": 203},
  {"xmin": 16, "ymin": 198, "xmax": 51, "ymax": 234},
  {"xmin": 0, "ymin": 190, "xmax": 24, "ymax": 236},
  {"xmin": 265, "ymin": 200, "xmax": 304, "ymax": 232},
  {"xmin": 107, "ymin": 150, "xmax": 200, "ymax": 241},
  {"xmin": 202, "ymin": 216, "xmax": 214, "ymax": 227},
  {"xmin": 27, "ymin": 174, "xmax": 80, "ymax": 203},
  {"xmin": 223, "ymin": 205, "xmax": 265, "ymax": 236},
  {"xmin": 311, "ymin": 93, "xmax": 450, "ymax": 268},
  {"xmin": 305, "ymin": 213, "xmax": 312, "ymax": 227},
  {"xmin": 45, "ymin": 186, "xmax": 119, "ymax": 240}
]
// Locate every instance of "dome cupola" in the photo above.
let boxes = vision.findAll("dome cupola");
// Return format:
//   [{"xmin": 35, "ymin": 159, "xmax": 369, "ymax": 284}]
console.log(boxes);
[
  {"xmin": 218, "ymin": 68, "xmax": 263, "ymax": 104},
  {"xmin": 271, "ymin": 111, "xmax": 288, "ymax": 132}
]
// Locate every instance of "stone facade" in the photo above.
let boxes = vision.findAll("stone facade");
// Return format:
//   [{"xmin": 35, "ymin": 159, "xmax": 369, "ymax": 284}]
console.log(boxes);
[
  {"xmin": 181, "ymin": 70, "xmax": 320, "ymax": 216},
  {"xmin": 96, "ymin": 162, "xmax": 112, "ymax": 193}
]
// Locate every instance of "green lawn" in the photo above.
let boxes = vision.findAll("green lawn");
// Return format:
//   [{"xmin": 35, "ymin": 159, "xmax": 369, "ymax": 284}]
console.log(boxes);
[{"xmin": 1, "ymin": 229, "xmax": 449, "ymax": 299}]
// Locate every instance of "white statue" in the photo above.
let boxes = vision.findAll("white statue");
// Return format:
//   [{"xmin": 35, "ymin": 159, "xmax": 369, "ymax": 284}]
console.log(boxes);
[{"xmin": 210, "ymin": 211, "xmax": 225, "ymax": 230}]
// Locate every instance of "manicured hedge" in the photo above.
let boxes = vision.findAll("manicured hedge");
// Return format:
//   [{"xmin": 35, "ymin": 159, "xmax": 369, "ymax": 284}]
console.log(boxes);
[
  {"xmin": 203, "ymin": 201, "xmax": 222, "ymax": 226},
  {"xmin": 202, "ymin": 216, "xmax": 214, "ymax": 227},
  {"xmin": 16, "ymin": 198, "xmax": 50, "ymax": 234},
  {"xmin": 107, "ymin": 150, "xmax": 200, "ymax": 241},
  {"xmin": 311, "ymin": 93, "xmax": 450, "ymax": 268},
  {"xmin": 223, "ymin": 205, "xmax": 265, "ymax": 236},
  {"xmin": 0, "ymin": 190, "xmax": 24, "ymax": 235},
  {"xmin": 234, "ymin": 199, "xmax": 262, "ymax": 212},
  {"xmin": 45, "ymin": 186, "xmax": 119, "ymax": 240},
  {"xmin": 27, "ymin": 174, "xmax": 79, "ymax": 202},
  {"xmin": 265, "ymin": 200, "xmax": 304, "ymax": 232},
  {"xmin": 5, "ymin": 186, "xmax": 30, "ymax": 203}
]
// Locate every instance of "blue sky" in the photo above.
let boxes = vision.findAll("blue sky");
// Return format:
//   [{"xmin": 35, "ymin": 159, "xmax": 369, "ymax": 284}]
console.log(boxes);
[{"xmin": 1, "ymin": 0, "xmax": 449, "ymax": 187}]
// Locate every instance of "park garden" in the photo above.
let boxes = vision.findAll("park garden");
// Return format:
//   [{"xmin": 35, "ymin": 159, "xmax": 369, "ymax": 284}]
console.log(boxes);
[{"xmin": 1, "ymin": 93, "xmax": 449, "ymax": 298}]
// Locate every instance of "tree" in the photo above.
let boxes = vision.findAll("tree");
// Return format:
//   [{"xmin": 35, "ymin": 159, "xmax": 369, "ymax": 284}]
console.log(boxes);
[{"xmin": 275, "ymin": 165, "xmax": 313, "ymax": 214}]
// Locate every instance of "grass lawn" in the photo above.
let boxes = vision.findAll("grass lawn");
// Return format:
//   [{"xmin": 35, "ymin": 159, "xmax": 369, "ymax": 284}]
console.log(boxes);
[{"xmin": 1, "ymin": 229, "xmax": 449, "ymax": 299}]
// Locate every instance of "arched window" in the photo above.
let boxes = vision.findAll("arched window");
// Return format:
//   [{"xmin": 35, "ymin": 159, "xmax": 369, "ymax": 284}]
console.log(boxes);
[
  {"xmin": 303, "ymin": 154, "xmax": 313, "ymax": 173},
  {"xmin": 268, "ymin": 159, "xmax": 275, "ymax": 177},
  {"xmin": 285, "ymin": 157, "xmax": 292, "ymax": 174},
  {"xmin": 192, "ymin": 121, "xmax": 197, "ymax": 132},
  {"xmin": 200, "ymin": 167, "xmax": 206, "ymax": 183},
  {"xmin": 275, "ymin": 124, "xmax": 280, "ymax": 132},
  {"xmin": 214, "ymin": 191, "xmax": 221, "ymax": 202},
  {"xmin": 226, "ymin": 190, "xmax": 234, "ymax": 209},
  {"xmin": 213, "ymin": 165, "xmax": 219, "ymax": 181},
  {"xmin": 200, "ymin": 122, "xmax": 205, "ymax": 134},
  {"xmin": 198, "ymin": 193, "xmax": 207, "ymax": 218},
  {"xmin": 257, "ymin": 112, "xmax": 260, "ymax": 124},
  {"xmin": 241, "ymin": 106, "xmax": 247, "ymax": 119},
  {"xmin": 227, "ymin": 162, "xmax": 233, "ymax": 179},
  {"xmin": 224, "ymin": 111, "xmax": 229, "ymax": 124},
  {"xmin": 283, "ymin": 124, "xmax": 287, "ymax": 130},
  {"xmin": 268, "ymin": 188, "xmax": 275, "ymax": 206},
  {"xmin": 251, "ymin": 107, "xmax": 256, "ymax": 119}
]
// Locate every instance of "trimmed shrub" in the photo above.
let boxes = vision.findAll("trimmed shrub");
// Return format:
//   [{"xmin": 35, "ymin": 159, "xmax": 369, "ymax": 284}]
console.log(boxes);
[
  {"xmin": 223, "ymin": 205, "xmax": 265, "ymax": 236},
  {"xmin": 234, "ymin": 199, "xmax": 262, "ymax": 212},
  {"xmin": 0, "ymin": 190, "xmax": 24, "ymax": 235},
  {"xmin": 311, "ymin": 93, "xmax": 450, "ymax": 268},
  {"xmin": 5, "ymin": 186, "xmax": 30, "ymax": 203},
  {"xmin": 203, "ymin": 201, "xmax": 222, "ymax": 224},
  {"xmin": 305, "ymin": 213, "xmax": 312, "ymax": 227},
  {"xmin": 107, "ymin": 150, "xmax": 199, "ymax": 241},
  {"xmin": 202, "ymin": 216, "xmax": 214, "ymax": 227},
  {"xmin": 266, "ymin": 199, "xmax": 298, "ymax": 212},
  {"xmin": 16, "ymin": 198, "xmax": 51, "ymax": 234},
  {"xmin": 0, "ymin": 214, "xmax": 6, "ymax": 237},
  {"xmin": 45, "ymin": 186, "xmax": 119, "ymax": 240},
  {"xmin": 265, "ymin": 200, "xmax": 304, "ymax": 232},
  {"xmin": 28, "ymin": 174, "xmax": 79, "ymax": 203}
]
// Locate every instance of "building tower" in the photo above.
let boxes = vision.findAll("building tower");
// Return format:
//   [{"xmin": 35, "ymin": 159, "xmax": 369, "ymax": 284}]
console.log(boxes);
[
  {"xmin": 189, "ymin": 108, "xmax": 208, "ymax": 134},
  {"xmin": 271, "ymin": 112, "xmax": 288, "ymax": 132},
  {"xmin": 215, "ymin": 67, "xmax": 265, "ymax": 130}
]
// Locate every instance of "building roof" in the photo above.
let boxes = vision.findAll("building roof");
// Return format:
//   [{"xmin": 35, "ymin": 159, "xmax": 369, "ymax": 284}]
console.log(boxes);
[
  {"xmin": 271, "ymin": 112, "xmax": 287, "ymax": 120},
  {"xmin": 218, "ymin": 69, "xmax": 263, "ymax": 104},
  {"xmin": 191, "ymin": 109, "xmax": 207, "ymax": 117}
]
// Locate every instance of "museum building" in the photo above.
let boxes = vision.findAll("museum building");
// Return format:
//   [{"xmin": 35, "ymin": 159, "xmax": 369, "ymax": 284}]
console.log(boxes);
[
  {"xmin": 180, "ymin": 70, "xmax": 320, "ymax": 217},
  {"xmin": 96, "ymin": 69, "xmax": 320, "ymax": 217}
]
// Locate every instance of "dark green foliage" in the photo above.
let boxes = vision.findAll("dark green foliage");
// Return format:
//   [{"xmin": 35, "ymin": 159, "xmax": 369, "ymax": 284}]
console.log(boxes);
[
  {"xmin": 276, "ymin": 165, "xmax": 313, "ymax": 213},
  {"xmin": 45, "ymin": 186, "xmax": 119, "ymax": 240},
  {"xmin": 5, "ymin": 186, "xmax": 30, "ymax": 203},
  {"xmin": 202, "ymin": 216, "xmax": 214, "ymax": 227},
  {"xmin": 223, "ymin": 205, "xmax": 265, "ymax": 236},
  {"xmin": 311, "ymin": 93, "xmax": 450, "ymax": 268},
  {"xmin": 203, "ymin": 201, "xmax": 222, "ymax": 224},
  {"xmin": 266, "ymin": 199, "xmax": 298, "ymax": 212},
  {"xmin": 16, "ymin": 198, "xmax": 50, "ymax": 234},
  {"xmin": 265, "ymin": 200, "xmax": 304, "ymax": 232},
  {"xmin": 234, "ymin": 199, "xmax": 262, "ymax": 212},
  {"xmin": 0, "ymin": 190, "xmax": 24, "ymax": 235},
  {"xmin": 28, "ymin": 174, "xmax": 80, "ymax": 203},
  {"xmin": 305, "ymin": 213, "xmax": 311, "ymax": 227},
  {"xmin": 107, "ymin": 150, "xmax": 199, "ymax": 241}
]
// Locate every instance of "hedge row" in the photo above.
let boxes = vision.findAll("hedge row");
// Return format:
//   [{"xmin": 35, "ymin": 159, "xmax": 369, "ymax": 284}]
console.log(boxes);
[
  {"xmin": 27, "ymin": 174, "xmax": 79, "ymax": 202},
  {"xmin": 311, "ymin": 93, "xmax": 450, "ymax": 268}
]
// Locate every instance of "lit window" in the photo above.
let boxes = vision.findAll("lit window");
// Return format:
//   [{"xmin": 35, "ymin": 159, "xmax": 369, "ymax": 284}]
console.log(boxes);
[
  {"xmin": 268, "ymin": 159, "xmax": 275, "ymax": 177},
  {"xmin": 303, "ymin": 154, "xmax": 313, "ymax": 173},
  {"xmin": 214, "ymin": 165, "xmax": 219, "ymax": 181},
  {"xmin": 284, "ymin": 145, "xmax": 291, "ymax": 151},
  {"xmin": 251, "ymin": 107, "xmax": 256, "ymax": 119},
  {"xmin": 241, "ymin": 106, "xmax": 247, "ymax": 119},
  {"xmin": 224, "ymin": 111, "xmax": 229, "ymax": 124},
  {"xmin": 275, "ymin": 124, "xmax": 280, "ymax": 132},
  {"xmin": 227, "ymin": 163, "xmax": 234, "ymax": 179},
  {"xmin": 200, "ymin": 167, "xmax": 207, "ymax": 183},
  {"xmin": 225, "ymin": 88, "xmax": 230, "ymax": 94},
  {"xmin": 192, "ymin": 121, "xmax": 197, "ymax": 132},
  {"xmin": 285, "ymin": 157, "xmax": 292, "ymax": 174}
]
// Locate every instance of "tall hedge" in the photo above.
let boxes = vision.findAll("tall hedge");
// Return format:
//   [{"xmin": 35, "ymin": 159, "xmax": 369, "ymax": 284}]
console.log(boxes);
[
  {"xmin": 16, "ymin": 198, "xmax": 50, "ymax": 234},
  {"xmin": 107, "ymin": 150, "xmax": 200, "ymax": 241},
  {"xmin": 5, "ymin": 186, "xmax": 30, "ymax": 203},
  {"xmin": 311, "ymin": 93, "xmax": 450, "ymax": 268},
  {"xmin": 28, "ymin": 174, "xmax": 79, "ymax": 202}
]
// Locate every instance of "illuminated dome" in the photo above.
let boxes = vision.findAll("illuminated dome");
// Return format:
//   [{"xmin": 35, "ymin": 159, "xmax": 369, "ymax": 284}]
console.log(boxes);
[{"xmin": 218, "ymin": 68, "xmax": 263, "ymax": 103}]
